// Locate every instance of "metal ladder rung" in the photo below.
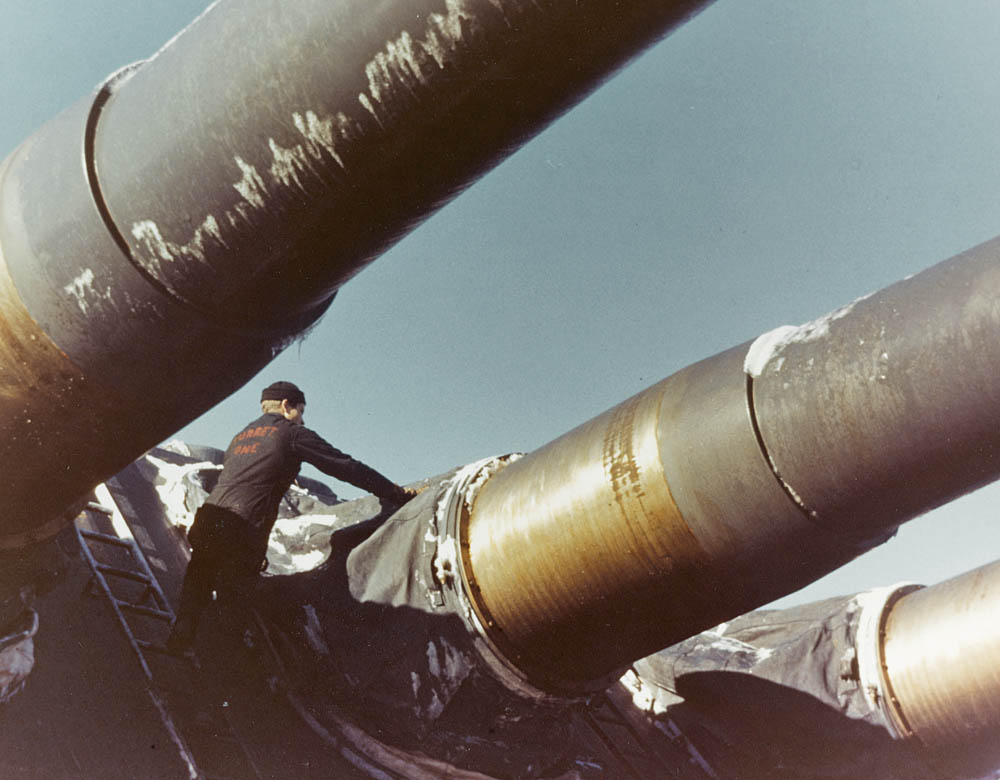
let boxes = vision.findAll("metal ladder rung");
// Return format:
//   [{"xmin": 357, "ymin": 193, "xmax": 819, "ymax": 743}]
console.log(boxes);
[
  {"xmin": 86, "ymin": 501, "xmax": 114, "ymax": 516},
  {"xmin": 96, "ymin": 564, "xmax": 152, "ymax": 584},
  {"xmin": 115, "ymin": 599, "xmax": 174, "ymax": 622},
  {"xmin": 79, "ymin": 528, "xmax": 135, "ymax": 549},
  {"xmin": 75, "ymin": 484, "xmax": 263, "ymax": 780}
]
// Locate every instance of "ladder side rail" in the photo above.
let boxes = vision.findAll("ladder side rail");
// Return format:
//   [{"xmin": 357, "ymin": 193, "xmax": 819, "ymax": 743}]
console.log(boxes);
[
  {"xmin": 94, "ymin": 483, "xmax": 175, "ymax": 615},
  {"xmin": 75, "ymin": 503, "xmax": 208, "ymax": 780},
  {"xmin": 74, "ymin": 522, "xmax": 156, "ymax": 682}
]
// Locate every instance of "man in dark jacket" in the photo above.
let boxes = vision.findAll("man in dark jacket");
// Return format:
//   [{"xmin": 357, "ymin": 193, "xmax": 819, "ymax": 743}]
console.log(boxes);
[{"xmin": 167, "ymin": 381, "xmax": 411, "ymax": 650}]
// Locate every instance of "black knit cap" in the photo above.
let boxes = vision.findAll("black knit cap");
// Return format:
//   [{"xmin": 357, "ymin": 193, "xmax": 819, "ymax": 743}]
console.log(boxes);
[{"xmin": 260, "ymin": 381, "xmax": 305, "ymax": 406}]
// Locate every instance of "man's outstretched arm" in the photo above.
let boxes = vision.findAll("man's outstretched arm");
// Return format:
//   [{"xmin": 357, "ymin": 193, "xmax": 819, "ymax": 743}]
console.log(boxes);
[{"xmin": 291, "ymin": 426, "xmax": 411, "ymax": 505}]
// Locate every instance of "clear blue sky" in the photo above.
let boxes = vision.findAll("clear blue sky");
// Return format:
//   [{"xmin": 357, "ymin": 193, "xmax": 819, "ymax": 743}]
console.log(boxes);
[{"xmin": 3, "ymin": 1, "xmax": 999, "ymax": 607}]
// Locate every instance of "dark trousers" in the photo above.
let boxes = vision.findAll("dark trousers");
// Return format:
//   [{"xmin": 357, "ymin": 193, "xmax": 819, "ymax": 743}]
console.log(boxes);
[{"xmin": 173, "ymin": 504, "xmax": 268, "ymax": 638}]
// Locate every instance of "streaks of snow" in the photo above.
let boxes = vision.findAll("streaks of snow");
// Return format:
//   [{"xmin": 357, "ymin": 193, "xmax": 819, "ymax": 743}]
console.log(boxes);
[
  {"xmin": 620, "ymin": 669, "xmax": 671, "ymax": 716},
  {"xmin": 424, "ymin": 0, "xmax": 479, "ymax": 68},
  {"xmin": 709, "ymin": 635, "xmax": 774, "ymax": 664},
  {"xmin": 269, "ymin": 138, "xmax": 308, "ymax": 191},
  {"xmin": 704, "ymin": 622, "xmax": 774, "ymax": 665},
  {"xmin": 427, "ymin": 640, "xmax": 442, "ymax": 677},
  {"xmin": 233, "ymin": 156, "xmax": 267, "ymax": 209},
  {"xmin": 366, "ymin": 31, "xmax": 422, "ymax": 105},
  {"xmin": 359, "ymin": 0, "xmax": 478, "ymax": 120},
  {"xmin": 144, "ymin": 453, "xmax": 220, "ymax": 528},
  {"xmin": 131, "ymin": 221, "xmax": 173, "ymax": 262},
  {"xmin": 418, "ymin": 638, "xmax": 473, "ymax": 719},
  {"xmin": 63, "ymin": 268, "xmax": 112, "ymax": 314},
  {"xmin": 131, "ymin": 215, "xmax": 225, "ymax": 276},
  {"xmin": 357, "ymin": 94, "xmax": 379, "ymax": 125},
  {"xmin": 135, "ymin": 1, "xmax": 485, "ymax": 274},
  {"xmin": 743, "ymin": 291, "xmax": 875, "ymax": 377},
  {"xmin": 132, "ymin": 106, "xmax": 351, "ymax": 284},
  {"xmin": 427, "ymin": 639, "xmax": 467, "ymax": 682},
  {"xmin": 268, "ymin": 111, "xmax": 350, "ymax": 191},
  {"xmin": 293, "ymin": 110, "xmax": 348, "ymax": 169}
]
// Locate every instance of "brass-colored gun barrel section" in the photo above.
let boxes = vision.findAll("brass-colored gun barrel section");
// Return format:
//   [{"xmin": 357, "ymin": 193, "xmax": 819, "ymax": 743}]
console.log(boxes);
[
  {"xmin": 463, "ymin": 235, "xmax": 1000, "ymax": 691},
  {"xmin": 880, "ymin": 560, "xmax": 1000, "ymax": 778},
  {"xmin": 463, "ymin": 345, "xmax": 855, "ymax": 689}
]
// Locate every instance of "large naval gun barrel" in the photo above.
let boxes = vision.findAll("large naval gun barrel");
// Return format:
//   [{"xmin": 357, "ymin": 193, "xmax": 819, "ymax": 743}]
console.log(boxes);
[
  {"xmin": 0, "ymin": 0, "xmax": 712, "ymax": 548},
  {"xmin": 856, "ymin": 559, "xmax": 1000, "ymax": 778},
  {"xmin": 455, "ymin": 240, "xmax": 1000, "ymax": 689},
  {"xmin": 5, "ymin": 0, "xmax": 1000, "ymax": 717}
]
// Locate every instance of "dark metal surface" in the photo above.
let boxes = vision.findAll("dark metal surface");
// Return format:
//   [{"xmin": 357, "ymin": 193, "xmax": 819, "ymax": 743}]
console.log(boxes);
[
  {"xmin": 0, "ymin": 0, "xmax": 715, "ymax": 541},
  {"xmin": 0, "ymin": 84, "xmax": 314, "ymax": 543},
  {"xmin": 750, "ymin": 237, "xmax": 1000, "ymax": 539},
  {"xmin": 94, "ymin": 0, "xmax": 713, "ymax": 320}
]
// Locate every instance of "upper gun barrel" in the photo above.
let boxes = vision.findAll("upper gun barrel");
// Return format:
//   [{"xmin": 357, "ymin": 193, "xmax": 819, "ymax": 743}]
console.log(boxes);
[{"xmin": 0, "ymin": 0, "xmax": 712, "ymax": 546}]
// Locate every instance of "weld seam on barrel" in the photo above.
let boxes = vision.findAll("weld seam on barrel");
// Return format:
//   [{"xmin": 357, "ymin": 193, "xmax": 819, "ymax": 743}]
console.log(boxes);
[
  {"xmin": 744, "ymin": 372, "xmax": 877, "ymax": 551},
  {"xmin": 82, "ymin": 68, "xmax": 329, "ymax": 338}
]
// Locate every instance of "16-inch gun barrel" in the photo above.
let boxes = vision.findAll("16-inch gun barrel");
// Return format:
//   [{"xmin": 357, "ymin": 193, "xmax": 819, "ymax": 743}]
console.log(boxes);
[
  {"xmin": 0, "ymin": 0, "xmax": 711, "ymax": 546},
  {"xmin": 461, "ymin": 238, "xmax": 1000, "ymax": 688}
]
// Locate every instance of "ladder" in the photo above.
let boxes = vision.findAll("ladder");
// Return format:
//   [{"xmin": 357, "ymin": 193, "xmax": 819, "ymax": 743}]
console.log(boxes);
[{"xmin": 74, "ymin": 483, "xmax": 262, "ymax": 780}]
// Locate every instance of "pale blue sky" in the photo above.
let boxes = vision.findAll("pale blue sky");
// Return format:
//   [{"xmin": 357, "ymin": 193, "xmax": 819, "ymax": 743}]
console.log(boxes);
[{"xmin": 3, "ymin": 1, "xmax": 999, "ymax": 606}]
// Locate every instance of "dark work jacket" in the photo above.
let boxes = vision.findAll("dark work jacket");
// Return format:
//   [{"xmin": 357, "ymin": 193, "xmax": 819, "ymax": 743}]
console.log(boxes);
[{"xmin": 205, "ymin": 413, "xmax": 406, "ymax": 537}]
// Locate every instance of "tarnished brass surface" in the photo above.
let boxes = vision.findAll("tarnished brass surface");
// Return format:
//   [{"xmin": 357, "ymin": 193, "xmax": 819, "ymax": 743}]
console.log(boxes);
[
  {"xmin": 464, "ymin": 374, "xmax": 694, "ymax": 687},
  {"xmin": 0, "ymin": 229, "xmax": 114, "ymax": 542},
  {"xmin": 882, "ymin": 560, "xmax": 1000, "ymax": 777}
]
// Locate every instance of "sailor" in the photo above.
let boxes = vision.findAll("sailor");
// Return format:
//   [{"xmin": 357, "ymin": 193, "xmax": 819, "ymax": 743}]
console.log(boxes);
[{"xmin": 167, "ymin": 381, "xmax": 412, "ymax": 650}]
